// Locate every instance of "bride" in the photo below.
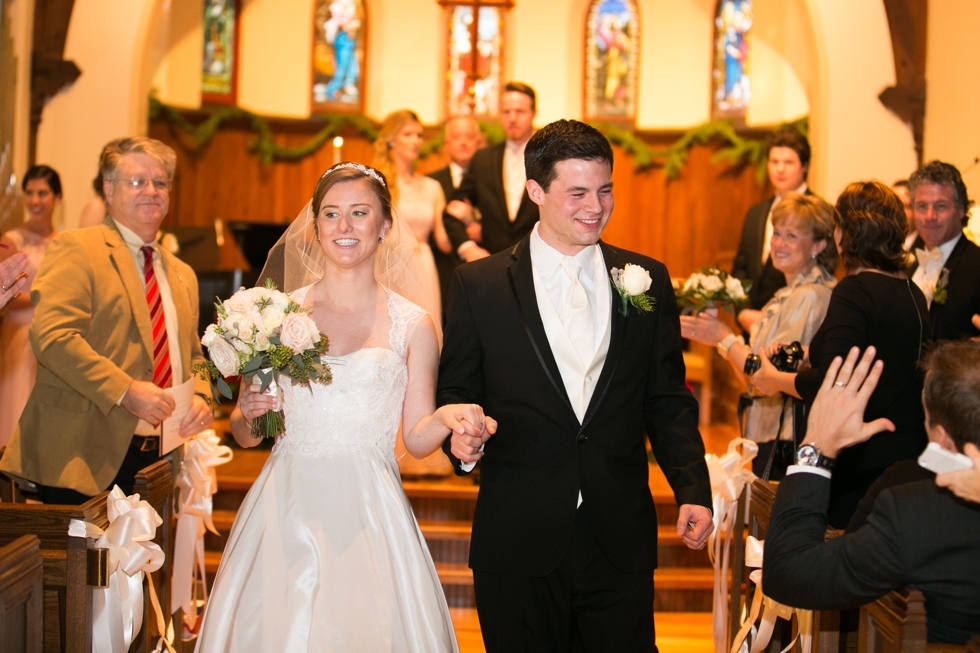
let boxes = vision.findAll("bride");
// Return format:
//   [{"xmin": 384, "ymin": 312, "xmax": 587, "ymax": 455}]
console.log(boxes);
[{"xmin": 195, "ymin": 163, "xmax": 495, "ymax": 652}]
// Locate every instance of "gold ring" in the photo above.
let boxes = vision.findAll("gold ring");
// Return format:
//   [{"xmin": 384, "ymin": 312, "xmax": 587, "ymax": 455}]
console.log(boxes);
[{"xmin": 834, "ymin": 381, "xmax": 845, "ymax": 387}]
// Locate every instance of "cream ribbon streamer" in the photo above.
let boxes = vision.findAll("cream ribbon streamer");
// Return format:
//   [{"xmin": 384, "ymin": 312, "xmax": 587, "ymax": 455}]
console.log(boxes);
[
  {"xmin": 730, "ymin": 536, "xmax": 813, "ymax": 653},
  {"xmin": 68, "ymin": 485, "xmax": 175, "ymax": 653},
  {"xmin": 170, "ymin": 430, "xmax": 233, "ymax": 632},
  {"xmin": 707, "ymin": 438, "xmax": 758, "ymax": 653}
]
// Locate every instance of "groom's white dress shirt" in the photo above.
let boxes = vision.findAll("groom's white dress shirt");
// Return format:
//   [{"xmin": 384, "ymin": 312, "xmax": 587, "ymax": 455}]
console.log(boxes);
[
  {"xmin": 460, "ymin": 225, "xmax": 612, "ymax": 493},
  {"xmin": 912, "ymin": 233, "xmax": 960, "ymax": 307}
]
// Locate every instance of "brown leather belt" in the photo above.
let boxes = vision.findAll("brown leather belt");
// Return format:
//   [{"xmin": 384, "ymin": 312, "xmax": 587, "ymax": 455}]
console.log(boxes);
[{"xmin": 131, "ymin": 435, "xmax": 160, "ymax": 453}]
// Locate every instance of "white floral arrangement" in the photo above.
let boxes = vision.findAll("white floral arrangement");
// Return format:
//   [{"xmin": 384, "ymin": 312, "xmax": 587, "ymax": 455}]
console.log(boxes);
[
  {"xmin": 193, "ymin": 280, "xmax": 332, "ymax": 438},
  {"xmin": 611, "ymin": 264, "xmax": 655, "ymax": 316},
  {"xmin": 674, "ymin": 266, "xmax": 750, "ymax": 315}
]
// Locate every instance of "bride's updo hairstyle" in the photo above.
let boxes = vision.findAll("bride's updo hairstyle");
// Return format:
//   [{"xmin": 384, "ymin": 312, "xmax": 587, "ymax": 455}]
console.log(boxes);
[{"xmin": 311, "ymin": 163, "xmax": 393, "ymax": 240}]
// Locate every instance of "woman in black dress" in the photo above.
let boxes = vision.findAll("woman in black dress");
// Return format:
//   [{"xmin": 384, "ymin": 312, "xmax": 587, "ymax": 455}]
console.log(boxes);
[{"xmin": 751, "ymin": 181, "xmax": 930, "ymax": 528}]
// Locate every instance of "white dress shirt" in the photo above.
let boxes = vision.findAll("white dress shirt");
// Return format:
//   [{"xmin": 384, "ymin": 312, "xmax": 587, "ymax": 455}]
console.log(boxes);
[
  {"xmin": 449, "ymin": 161, "xmax": 465, "ymax": 189},
  {"xmin": 503, "ymin": 141, "xmax": 527, "ymax": 222},
  {"xmin": 761, "ymin": 182, "xmax": 809, "ymax": 264},
  {"xmin": 912, "ymin": 233, "xmax": 961, "ymax": 306},
  {"xmin": 114, "ymin": 219, "xmax": 183, "ymax": 435}
]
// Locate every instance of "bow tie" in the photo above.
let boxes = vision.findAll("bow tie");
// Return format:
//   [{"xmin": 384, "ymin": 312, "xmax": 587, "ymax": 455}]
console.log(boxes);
[{"xmin": 915, "ymin": 247, "xmax": 943, "ymax": 267}]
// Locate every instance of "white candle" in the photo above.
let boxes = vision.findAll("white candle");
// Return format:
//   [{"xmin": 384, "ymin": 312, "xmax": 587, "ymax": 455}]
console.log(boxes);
[{"xmin": 332, "ymin": 136, "xmax": 344, "ymax": 165}]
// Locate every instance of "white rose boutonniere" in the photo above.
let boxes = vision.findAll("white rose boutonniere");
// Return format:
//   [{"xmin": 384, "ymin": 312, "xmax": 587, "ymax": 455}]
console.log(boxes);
[
  {"xmin": 933, "ymin": 268, "xmax": 950, "ymax": 305},
  {"xmin": 611, "ymin": 264, "xmax": 655, "ymax": 317}
]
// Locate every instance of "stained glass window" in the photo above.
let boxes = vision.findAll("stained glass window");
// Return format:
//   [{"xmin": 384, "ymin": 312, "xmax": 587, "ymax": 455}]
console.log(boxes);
[
  {"xmin": 446, "ymin": 6, "xmax": 503, "ymax": 117},
  {"xmin": 584, "ymin": 0, "xmax": 639, "ymax": 121},
  {"xmin": 712, "ymin": 0, "xmax": 752, "ymax": 118},
  {"xmin": 312, "ymin": 0, "xmax": 366, "ymax": 113},
  {"xmin": 201, "ymin": 0, "xmax": 238, "ymax": 103}
]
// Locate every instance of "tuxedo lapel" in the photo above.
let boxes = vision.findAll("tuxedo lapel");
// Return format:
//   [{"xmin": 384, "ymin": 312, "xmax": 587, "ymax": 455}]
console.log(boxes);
[
  {"xmin": 103, "ymin": 224, "xmax": 156, "ymax": 363},
  {"xmin": 489, "ymin": 144, "xmax": 509, "ymax": 221},
  {"xmin": 580, "ymin": 242, "xmax": 625, "ymax": 431},
  {"xmin": 929, "ymin": 234, "xmax": 968, "ymax": 336},
  {"xmin": 506, "ymin": 238, "xmax": 576, "ymax": 418}
]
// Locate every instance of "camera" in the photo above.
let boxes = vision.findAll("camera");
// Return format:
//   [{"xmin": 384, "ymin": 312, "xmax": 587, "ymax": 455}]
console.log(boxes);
[{"xmin": 743, "ymin": 341, "xmax": 805, "ymax": 376}]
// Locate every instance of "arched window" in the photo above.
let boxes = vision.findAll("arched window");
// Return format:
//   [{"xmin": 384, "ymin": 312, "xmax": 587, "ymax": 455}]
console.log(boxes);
[
  {"xmin": 312, "ymin": 0, "xmax": 367, "ymax": 113},
  {"xmin": 584, "ymin": 0, "xmax": 639, "ymax": 121},
  {"xmin": 712, "ymin": 0, "xmax": 752, "ymax": 118},
  {"xmin": 446, "ymin": 4, "xmax": 504, "ymax": 117}
]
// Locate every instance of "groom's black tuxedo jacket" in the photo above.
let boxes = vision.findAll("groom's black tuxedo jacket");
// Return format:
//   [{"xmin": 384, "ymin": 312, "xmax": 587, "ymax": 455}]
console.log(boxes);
[
  {"xmin": 437, "ymin": 236, "xmax": 712, "ymax": 577},
  {"xmin": 908, "ymin": 233, "xmax": 980, "ymax": 342}
]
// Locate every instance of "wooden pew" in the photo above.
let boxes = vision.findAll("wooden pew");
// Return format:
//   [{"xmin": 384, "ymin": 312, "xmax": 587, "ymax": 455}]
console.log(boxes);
[
  {"xmin": 0, "ymin": 535, "xmax": 44, "ymax": 653},
  {"xmin": 0, "ymin": 494, "xmax": 108, "ymax": 653},
  {"xmin": 859, "ymin": 588, "xmax": 975, "ymax": 653}
]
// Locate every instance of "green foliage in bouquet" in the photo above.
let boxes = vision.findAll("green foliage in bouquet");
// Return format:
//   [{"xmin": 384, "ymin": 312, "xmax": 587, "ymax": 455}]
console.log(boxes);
[{"xmin": 674, "ymin": 266, "xmax": 752, "ymax": 315}]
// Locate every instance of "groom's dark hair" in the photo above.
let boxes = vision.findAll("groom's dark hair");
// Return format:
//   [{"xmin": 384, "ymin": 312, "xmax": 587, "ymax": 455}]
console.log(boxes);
[{"xmin": 525, "ymin": 120, "xmax": 613, "ymax": 192}]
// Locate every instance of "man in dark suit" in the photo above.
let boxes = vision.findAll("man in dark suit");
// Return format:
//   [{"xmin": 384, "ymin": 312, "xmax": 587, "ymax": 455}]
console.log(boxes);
[
  {"xmin": 443, "ymin": 82, "xmax": 540, "ymax": 261},
  {"xmin": 731, "ymin": 129, "xmax": 811, "ymax": 331},
  {"xmin": 429, "ymin": 115, "xmax": 481, "ymax": 317},
  {"xmin": 908, "ymin": 161, "xmax": 980, "ymax": 341},
  {"xmin": 438, "ymin": 119, "xmax": 713, "ymax": 651},
  {"xmin": 763, "ymin": 344, "xmax": 980, "ymax": 644}
]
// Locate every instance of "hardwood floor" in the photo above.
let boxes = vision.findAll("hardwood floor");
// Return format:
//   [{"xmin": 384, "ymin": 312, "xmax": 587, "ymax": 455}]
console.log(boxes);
[{"xmin": 450, "ymin": 609, "xmax": 714, "ymax": 653}]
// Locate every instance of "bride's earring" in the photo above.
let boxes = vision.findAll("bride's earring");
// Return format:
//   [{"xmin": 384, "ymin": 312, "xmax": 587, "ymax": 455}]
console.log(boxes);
[{"xmin": 379, "ymin": 232, "xmax": 386, "ymax": 244}]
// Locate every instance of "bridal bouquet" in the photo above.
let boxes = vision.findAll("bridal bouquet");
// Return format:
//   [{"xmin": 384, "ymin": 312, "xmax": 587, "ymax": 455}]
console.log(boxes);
[
  {"xmin": 192, "ymin": 280, "xmax": 332, "ymax": 439},
  {"xmin": 674, "ymin": 266, "xmax": 750, "ymax": 315}
]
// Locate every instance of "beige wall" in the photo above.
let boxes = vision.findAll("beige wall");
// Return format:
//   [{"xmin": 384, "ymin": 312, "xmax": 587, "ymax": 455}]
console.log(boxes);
[
  {"xmin": 10, "ymin": 0, "xmax": 34, "ymax": 184},
  {"xmin": 923, "ymin": 0, "xmax": 980, "ymax": 195}
]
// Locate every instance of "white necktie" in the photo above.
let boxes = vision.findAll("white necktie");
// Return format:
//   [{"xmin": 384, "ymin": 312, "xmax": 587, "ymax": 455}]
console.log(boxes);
[
  {"xmin": 915, "ymin": 247, "xmax": 943, "ymax": 268},
  {"xmin": 912, "ymin": 247, "xmax": 944, "ymax": 306},
  {"xmin": 560, "ymin": 258, "xmax": 594, "ymax": 365}
]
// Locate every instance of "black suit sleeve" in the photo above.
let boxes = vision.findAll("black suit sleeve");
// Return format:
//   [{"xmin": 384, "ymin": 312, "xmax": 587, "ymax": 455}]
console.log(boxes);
[
  {"xmin": 642, "ymin": 269, "xmax": 712, "ymax": 510},
  {"xmin": 763, "ymin": 473, "xmax": 906, "ymax": 609},
  {"xmin": 444, "ymin": 168, "xmax": 478, "ymax": 252},
  {"xmin": 437, "ymin": 269, "xmax": 485, "ymax": 474}
]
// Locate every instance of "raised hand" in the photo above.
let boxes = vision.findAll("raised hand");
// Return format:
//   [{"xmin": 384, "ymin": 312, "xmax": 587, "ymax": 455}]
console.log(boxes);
[{"xmin": 806, "ymin": 346, "xmax": 894, "ymax": 458}]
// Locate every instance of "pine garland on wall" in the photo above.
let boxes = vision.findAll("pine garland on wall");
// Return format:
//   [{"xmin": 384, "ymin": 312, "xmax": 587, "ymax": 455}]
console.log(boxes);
[{"xmin": 149, "ymin": 96, "xmax": 805, "ymax": 181}]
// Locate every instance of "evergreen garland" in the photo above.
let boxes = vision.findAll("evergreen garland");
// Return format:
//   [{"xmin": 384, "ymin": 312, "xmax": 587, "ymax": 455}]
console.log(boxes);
[{"xmin": 149, "ymin": 97, "xmax": 806, "ymax": 181}]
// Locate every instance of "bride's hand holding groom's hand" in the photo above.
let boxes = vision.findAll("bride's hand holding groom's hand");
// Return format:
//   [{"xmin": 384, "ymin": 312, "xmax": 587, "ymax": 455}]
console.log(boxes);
[{"xmin": 441, "ymin": 405, "xmax": 496, "ymax": 464}]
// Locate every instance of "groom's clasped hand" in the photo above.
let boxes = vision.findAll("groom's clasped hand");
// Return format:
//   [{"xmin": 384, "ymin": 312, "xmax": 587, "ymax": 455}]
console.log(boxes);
[{"xmin": 443, "ymin": 404, "xmax": 496, "ymax": 463}]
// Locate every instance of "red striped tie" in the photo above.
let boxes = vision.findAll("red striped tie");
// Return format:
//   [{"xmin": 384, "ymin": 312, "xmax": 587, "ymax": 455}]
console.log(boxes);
[{"xmin": 141, "ymin": 246, "xmax": 173, "ymax": 388}]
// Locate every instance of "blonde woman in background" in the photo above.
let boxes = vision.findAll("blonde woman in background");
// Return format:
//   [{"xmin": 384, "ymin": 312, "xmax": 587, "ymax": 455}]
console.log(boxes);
[
  {"xmin": 681, "ymin": 193, "xmax": 838, "ymax": 479},
  {"xmin": 372, "ymin": 110, "xmax": 455, "ymax": 476},
  {"xmin": 372, "ymin": 110, "xmax": 451, "ymax": 326}
]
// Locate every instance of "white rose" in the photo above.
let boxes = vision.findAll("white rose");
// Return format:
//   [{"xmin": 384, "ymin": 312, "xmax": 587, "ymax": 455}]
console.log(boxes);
[
  {"xmin": 201, "ymin": 324, "xmax": 219, "ymax": 348},
  {"xmin": 725, "ymin": 276, "xmax": 746, "ymax": 300},
  {"xmin": 701, "ymin": 275, "xmax": 724, "ymax": 293},
  {"xmin": 231, "ymin": 337, "xmax": 253, "ymax": 355},
  {"xmin": 221, "ymin": 311, "xmax": 247, "ymax": 338},
  {"xmin": 209, "ymin": 336, "xmax": 241, "ymax": 377},
  {"xmin": 683, "ymin": 273, "xmax": 702, "ymax": 293},
  {"xmin": 254, "ymin": 331, "xmax": 271, "ymax": 352},
  {"xmin": 620, "ymin": 264, "xmax": 652, "ymax": 296},
  {"xmin": 260, "ymin": 305, "xmax": 287, "ymax": 335},
  {"xmin": 280, "ymin": 312, "xmax": 316, "ymax": 354}
]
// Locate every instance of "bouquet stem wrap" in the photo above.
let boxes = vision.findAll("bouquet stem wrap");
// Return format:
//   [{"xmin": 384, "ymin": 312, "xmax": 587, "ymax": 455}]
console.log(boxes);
[
  {"xmin": 68, "ymin": 486, "xmax": 175, "ymax": 653},
  {"xmin": 707, "ymin": 438, "xmax": 758, "ymax": 653},
  {"xmin": 730, "ymin": 537, "xmax": 813, "ymax": 653},
  {"xmin": 170, "ymin": 430, "xmax": 233, "ymax": 634}
]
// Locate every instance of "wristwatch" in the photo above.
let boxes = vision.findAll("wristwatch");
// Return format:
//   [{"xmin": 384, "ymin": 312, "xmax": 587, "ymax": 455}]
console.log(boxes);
[{"xmin": 795, "ymin": 443, "xmax": 836, "ymax": 471}]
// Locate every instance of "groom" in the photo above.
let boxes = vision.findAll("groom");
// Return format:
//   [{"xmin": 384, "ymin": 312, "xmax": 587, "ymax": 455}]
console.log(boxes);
[{"xmin": 438, "ymin": 119, "xmax": 713, "ymax": 651}]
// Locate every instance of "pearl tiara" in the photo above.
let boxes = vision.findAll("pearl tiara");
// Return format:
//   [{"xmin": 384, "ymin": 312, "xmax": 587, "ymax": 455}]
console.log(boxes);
[{"xmin": 324, "ymin": 162, "xmax": 387, "ymax": 188}]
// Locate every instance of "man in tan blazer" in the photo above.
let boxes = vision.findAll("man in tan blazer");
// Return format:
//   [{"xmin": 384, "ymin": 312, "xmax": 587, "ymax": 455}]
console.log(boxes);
[{"xmin": 0, "ymin": 137, "xmax": 212, "ymax": 504}]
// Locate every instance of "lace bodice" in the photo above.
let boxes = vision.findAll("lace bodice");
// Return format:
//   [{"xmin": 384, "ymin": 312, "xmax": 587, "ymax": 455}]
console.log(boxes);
[{"xmin": 272, "ymin": 287, "xmax": 425, "ymax": 461}]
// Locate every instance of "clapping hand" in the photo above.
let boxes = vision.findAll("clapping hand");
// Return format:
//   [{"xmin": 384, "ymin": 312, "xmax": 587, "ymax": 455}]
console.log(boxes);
[
  {"xmin": 0, "ymin": 253, "xmax": 29, "ymax": 311},
  {"xmin": 805, "ymin": 346, "xmax": 894, "ymax": 459},
  {"xmin": 443, "ymin": 404, "xmax": 497, "ymax": 463}
]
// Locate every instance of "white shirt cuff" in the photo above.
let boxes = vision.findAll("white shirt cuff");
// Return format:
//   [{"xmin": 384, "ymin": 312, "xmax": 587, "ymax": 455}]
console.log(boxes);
[
  {"xmin": 456, "ymin": 241, "xmax": 478, "ymax": 259},
  {"xmin": 459, "ymin": 443, "xmax": 484, "ymax": 472},
  {"xmin": 785, "ymin": 464, "xmax": 832, "ymax": 479}
]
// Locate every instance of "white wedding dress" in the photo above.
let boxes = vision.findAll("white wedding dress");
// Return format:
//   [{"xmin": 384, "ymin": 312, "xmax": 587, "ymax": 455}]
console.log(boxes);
[{"xmin": 195, "ymin": 287, "xmax": 459, "ymax": 652}]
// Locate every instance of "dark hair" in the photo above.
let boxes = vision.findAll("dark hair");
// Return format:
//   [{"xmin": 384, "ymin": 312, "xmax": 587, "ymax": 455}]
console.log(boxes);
[
  {"xmin": 503, "ymin": 81, "xmax": 537, "ymax": 112},
  {"xmin": 524, "ymin": 120, "xmax": 613, "ymax": 193},
  {"xmin": 92, "ymin": 171, "xmax": 105, "ymax": 200},
  {"xmin": 908, "ymin": 160, "xmax": 974, "ymax": 226},
  {"xmin": 892, "ymin": 179, "xmax": 909, "ymax": 189},
  {"xmin": 22, "ymin": 165, "xmax": 63, "ymax": 196},
  {"xmin": 311, "ymin": 164, "xmax": 393, "ymax": 239},
  {"xmin": 834, "ymin": 181, "xmax": 909, "ymax": 273},
  {"xmin": 923, "ymin": 339, "xmax": 980, "ymax": 451},
  {"xmin": 766, "ymin": 129, "xmax": 811, "ymax": 176},
  {"xmin": 771, "ymin": 192, "xmax": 838, "ymax": 274}
]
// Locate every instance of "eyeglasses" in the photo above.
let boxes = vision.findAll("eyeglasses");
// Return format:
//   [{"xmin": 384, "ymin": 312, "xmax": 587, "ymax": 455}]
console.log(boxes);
[{"xmin": 117, "ymin": 178, "xmax": 170, "ymax": 191}]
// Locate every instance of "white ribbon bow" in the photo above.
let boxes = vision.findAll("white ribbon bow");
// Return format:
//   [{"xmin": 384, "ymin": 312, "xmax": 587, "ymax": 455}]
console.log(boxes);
[
  {"xmin": 68, "ymin": 485, "xmax": 174, "ymax": 653},
  {"xmin": 171, "ymin": 430, "xmax": 233, "ymax": 635},
  {"xmin": 730, "ymin": 536, "xmax": 813, "ymax": 653},
  {"xmin": 706, "ymin": 438, "xmax": 758, "ymax": 653}
]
